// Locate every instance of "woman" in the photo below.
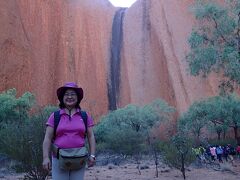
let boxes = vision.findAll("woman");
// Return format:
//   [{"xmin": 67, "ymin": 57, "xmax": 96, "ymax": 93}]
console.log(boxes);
[{"xmin": 42, "ymin": 82, "xmax": 96, "ymax": 180}]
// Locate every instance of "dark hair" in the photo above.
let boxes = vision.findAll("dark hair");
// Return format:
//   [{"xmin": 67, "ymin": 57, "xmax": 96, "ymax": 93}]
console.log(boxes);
[{"xmin": 58, "ymin": 88, "xmax": 81, "ymax": 109}]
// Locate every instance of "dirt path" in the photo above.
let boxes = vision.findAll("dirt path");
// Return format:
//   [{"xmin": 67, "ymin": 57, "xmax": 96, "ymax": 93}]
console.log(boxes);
[
  {"xmin": 85, "ymin": 161, "xmax": 239, "ymax": 180},
  {"xmin": 2, "ymin": 159, "xmax": 240, "ymax": 180}
]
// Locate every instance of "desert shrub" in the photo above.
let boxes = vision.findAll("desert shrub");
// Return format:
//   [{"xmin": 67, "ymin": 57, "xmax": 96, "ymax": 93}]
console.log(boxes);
[
  {"xmin": 0, "ymin": 89, "xmax": 58, "ymax": 179},
  {"xmin": 94, "ymin": 107, "xmax": 148, "ymax": 156},
  {"xmin": 95, "ymin": 99, "xmax": 175, "ymax": 155},
  {"xmin": 23, "ymin": 106, "xmax": 58, "ymax": 179},
  {"xmin": 159, "ymin": 134, "xmax": 195, "ymax": 180},
  {"xmin": 94, "ymin": 99, "xmax": 175, "ymax": 174},
  {"xmin": 0, "ymin": 105, "xmax": 57, "ymax": 179},
  {"xmin": 95, "ymin": 99, "xmax": 174, "ymax": 174},
  {"xmin": 178, "ymin": 94, "xmax": 240, "ymax": 144},
  {"xmin": 0, "ymin": 89, "xmax": 35, "ymax": 157},
  {"xmin": 0, "ymin": 89, "xmax": 35, "ymax": 126}
]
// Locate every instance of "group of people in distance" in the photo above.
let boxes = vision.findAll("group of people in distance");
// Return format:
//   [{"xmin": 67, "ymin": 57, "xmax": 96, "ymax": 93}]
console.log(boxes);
[{"xmin": 192, "ymin": 144, "xmax": 240, "ymax": 165}]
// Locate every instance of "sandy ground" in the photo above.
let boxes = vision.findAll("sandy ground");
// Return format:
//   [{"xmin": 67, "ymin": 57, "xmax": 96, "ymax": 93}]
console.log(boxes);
[
  {"xmin": 1, "ymin": 159, "xmax": 240, "ymax": 180},
  {"xmin": 84, "ymin": 160, "xmax": 240, "ymax": 180}
]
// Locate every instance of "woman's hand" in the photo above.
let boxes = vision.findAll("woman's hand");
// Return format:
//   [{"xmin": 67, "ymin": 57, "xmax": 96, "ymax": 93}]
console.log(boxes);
[
  {"xmin": 42, "ymin": 126, "xmax": 54, "ymax": 171},
  {"xmin": 88, "ymin": 155, "xmax": 96, "ymax": 167},
  {"xmin": 42, "ymin": 157, "xmax": 51, "ymax": 171},
  {"xmin": 87, "ymin": 126, "xmax": 96, "ymax": 167}
]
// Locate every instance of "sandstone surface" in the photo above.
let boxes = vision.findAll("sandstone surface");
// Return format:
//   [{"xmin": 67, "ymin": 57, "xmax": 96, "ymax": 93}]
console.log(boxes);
[
  {"xmin": 0, "ymin": 0, "xmax": 224, "ymax": 121},
  {"xmin": 0, "ymin": 0, "xmax": 115, "ymax": 119},
  {"xmin": 121, "ymin": 0, "xmax": 220, "ymax": 113}
]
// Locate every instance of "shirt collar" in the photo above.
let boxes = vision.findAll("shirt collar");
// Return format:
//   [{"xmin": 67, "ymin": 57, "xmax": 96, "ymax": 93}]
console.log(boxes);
[{"xmin": 59, "ymin": 108, "xmax": 81, "ymax": 115}]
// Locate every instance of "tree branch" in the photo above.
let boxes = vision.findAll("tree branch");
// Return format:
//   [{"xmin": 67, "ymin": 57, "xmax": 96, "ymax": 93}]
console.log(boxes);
[
  {"xmin": 211, "ymin": 16, "xmax": 233, "ymax": 46},
  {"xmin": 211, "ymin": 119, "xmax": 235, "ymax": 128},
  {"xmin": 237, "ymin": 12, "xmax": 240, "ymax": 55},
  {"xmin": 202, "ymin": 34, "xmax": 215, "ymax": 45}
]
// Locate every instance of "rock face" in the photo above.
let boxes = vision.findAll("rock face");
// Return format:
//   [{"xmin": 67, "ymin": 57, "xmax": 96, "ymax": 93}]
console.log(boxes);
[
  {"xmin": 0, "ymin": 0, "xmax": 115, "ymax": 119},
  {"xmin": 0, "ymin": 0, "xmax": 220, "ymax": 121},
  {"xmin": 120, "ymin": 0, "xmax": 219, "ymax": 113}
]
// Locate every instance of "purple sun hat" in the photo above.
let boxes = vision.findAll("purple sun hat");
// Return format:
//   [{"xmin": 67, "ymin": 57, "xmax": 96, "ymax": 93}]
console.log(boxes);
[{"xmin": 57, "ymin": 82, "xmax": 83, "ymax": 102}]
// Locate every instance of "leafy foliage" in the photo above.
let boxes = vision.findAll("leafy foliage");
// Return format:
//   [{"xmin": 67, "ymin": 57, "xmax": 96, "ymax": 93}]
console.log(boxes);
[
  {"xmin": 94, "ymin": 99, "xmax": 175, "ymax": 155},
  {"xmin": 0, "ymin": 89, "xmax": 35, "ymax": 126},
  {"xmin": 178, "ymin": 93, "xmax": 240, "ymax": 143},
  {"xmin": 0, "ymin": 89, "xmax": 58, "ymax": 179},
  {"xmin": 178, "ymin": 101, "xmax": 209, "ymax": 141},
  {"xmin": 0, "ymin": 105, "xmax": 58, "ymax": 179},
  {"xmin": 187, "ymin": 0, "xmax": 240, "ymax": 85},
  {"xmin": 159, "ymin": 133, "xmax": 195, "ymax": 180}
]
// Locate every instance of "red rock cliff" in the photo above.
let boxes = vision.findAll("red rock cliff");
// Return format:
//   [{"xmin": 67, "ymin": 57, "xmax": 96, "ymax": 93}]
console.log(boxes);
[
  {"xmin": 0, "ymin": 0, "xmax": 115, "ymax": 119},
  {"xmin": 120, "ymin": 0, "xmax": 219, "ymax": 113},
  {"xmin": 0, "ymin": 0, "xmax": 220, "ymax": 121}
]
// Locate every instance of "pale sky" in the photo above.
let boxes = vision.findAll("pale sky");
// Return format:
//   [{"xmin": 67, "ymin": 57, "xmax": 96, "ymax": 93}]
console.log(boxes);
[{"xmin": 108, "ymin": 0, "xmax": 137, "ymax": 7}]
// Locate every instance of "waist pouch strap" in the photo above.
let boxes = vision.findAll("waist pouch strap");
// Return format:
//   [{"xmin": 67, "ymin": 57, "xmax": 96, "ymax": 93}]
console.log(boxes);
[{"xmin": 52, "ymin": 144, "xmax": 60, "ymax": 159}]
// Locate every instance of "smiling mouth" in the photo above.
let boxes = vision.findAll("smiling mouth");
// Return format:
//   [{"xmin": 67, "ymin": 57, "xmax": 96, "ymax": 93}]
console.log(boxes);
[{"xmin": 66, "ymin": 99, "xmax": 75, "ymax": 102}]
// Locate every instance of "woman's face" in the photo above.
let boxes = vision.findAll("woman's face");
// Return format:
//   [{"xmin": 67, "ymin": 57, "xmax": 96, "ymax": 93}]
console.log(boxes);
[{"xmin": 63, "ymin": 89, "xmax": 78, "ymax": 108}]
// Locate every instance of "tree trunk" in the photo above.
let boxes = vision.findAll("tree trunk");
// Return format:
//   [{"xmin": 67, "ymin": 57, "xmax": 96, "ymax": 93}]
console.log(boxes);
[
  {"xmin": 223, "ymin": 130, "xmax": 226, "ymax": 139},
  {"xmin": 155, "ymin": 155, "xmax": 159, "ymax": 178},
  {"xmin": 181, "ymin": 154, "xmax": 186, "ymax": 180},
  {"xmin": 146, "ymin": 134, "xmax": 159, "ymax": 177},
  {"xmin": 196, "ymin": 131, "xmax": 201, "ymax": 146},
  {"xmin": 136, "ymin": 153, "xmax": 141, "ymax": 175},
  {"xmin": 217, "ymin": 132, "xmax": 221, "ymax": 140},
  {"xmin": 233, "ymin": 127, "xmax": 240, "ymax": 144},
  {"xmin": 238, "ymin": 12, "xmax": 240, "ymax": 55}
]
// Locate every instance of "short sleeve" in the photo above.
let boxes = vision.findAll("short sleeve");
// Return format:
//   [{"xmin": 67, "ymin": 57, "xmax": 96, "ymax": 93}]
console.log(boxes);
[
  {"xmin": 87, "ymin": 112, "xmax": 94, "ymax": 127},
  {"xmin": 46, "ymin": 112, "xmax": 54, "ymax": 128}
]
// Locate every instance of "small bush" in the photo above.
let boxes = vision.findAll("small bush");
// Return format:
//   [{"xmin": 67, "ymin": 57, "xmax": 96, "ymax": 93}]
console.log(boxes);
[
  {"xmin": 159, "ymin": 134, "xmax": 195, "ymax": 179},
  {"xmin": 94, "ymin": 99, "xmax": 175, "ymax": 155},
  {"xmin": 0, "ymin": 104, "xmax": 57, "ymax": 179}
]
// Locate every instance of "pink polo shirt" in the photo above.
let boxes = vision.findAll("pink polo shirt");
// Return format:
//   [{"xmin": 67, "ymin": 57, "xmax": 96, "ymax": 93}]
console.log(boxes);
[
  {"xmin": 46, "ymin": 108, "xmax": 94, "ymax": 149},
  {"xmin": 210, "ymin": 147, "xmax": 216, "ymax": 156}
]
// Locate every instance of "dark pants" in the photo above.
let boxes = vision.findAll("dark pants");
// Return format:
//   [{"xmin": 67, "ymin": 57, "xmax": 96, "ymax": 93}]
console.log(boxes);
[{"xmin": 217, "ymin": 154, "xmax": 223, "ymax": 163}]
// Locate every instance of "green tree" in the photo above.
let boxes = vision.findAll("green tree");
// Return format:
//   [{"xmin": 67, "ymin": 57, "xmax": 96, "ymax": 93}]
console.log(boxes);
[
  {"xmin": 95, "ymin": 99, "xmax": 175, "ymax": 153},
  {"xmin": 23, "ymin": 105, "xmax": 58, "ymax": 179},
  {"xmin": 207, "ymin": 94, "xmax": 240, "ymax": 143},
  {"xmin": 0, "ymin": 89, "xmax": 58, "ymax": 179},
  {"xmin": 178, "ymin": 101, "xmax": 209, "ymax": 144},
  {"xmin": 0, "ymin": 89, "xmax": 35, "ymax": 126},
  {"xmin": 187, "ymin": 0, "xmax": 240, "ymax": 86},
  {"xmin": 160, "ymin": 133, "xmax": 195, "ymax": 180},
  {"xmin": 208, "ymin": 121, "xmax": 228, "ymax": 140},
  {"xmin": 94, "ymin": 99, "xmax": 175, "ymax": 174},
  {"xmin": 0, "ymin": 105, "xmax": 58, "ymax": 179},
  {"xmin": 178, "ymin": 94, "xmax": 240, "ymax": 144}
]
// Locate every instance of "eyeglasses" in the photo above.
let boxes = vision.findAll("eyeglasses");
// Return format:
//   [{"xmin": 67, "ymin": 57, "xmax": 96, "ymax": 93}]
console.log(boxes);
[{"xmin": 64, "ymin": 93, "xmax": 77, "ymax": 97}]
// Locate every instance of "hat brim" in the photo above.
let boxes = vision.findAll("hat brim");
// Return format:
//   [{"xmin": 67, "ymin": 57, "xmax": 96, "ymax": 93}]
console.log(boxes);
[{"xmin": 57, "ymin": 86, "xmax": 83, "ymax": 102}]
